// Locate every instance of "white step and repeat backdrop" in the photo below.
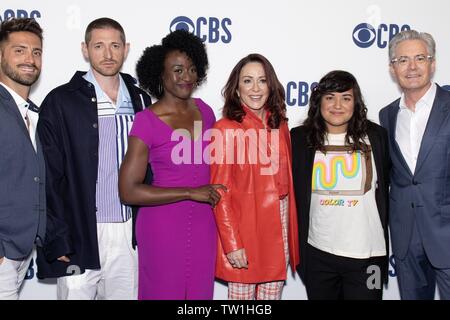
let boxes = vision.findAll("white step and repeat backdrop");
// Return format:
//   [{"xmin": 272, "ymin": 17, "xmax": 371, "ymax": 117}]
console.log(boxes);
[{"xmin": 2, "ymin": 0, "xmax": 449, "ymax": 300}]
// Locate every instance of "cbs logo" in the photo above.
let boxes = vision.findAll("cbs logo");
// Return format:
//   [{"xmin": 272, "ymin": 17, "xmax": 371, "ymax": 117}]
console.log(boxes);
[
  {"xmin": 353, "ymin": 23, "xmax": 410, "ymax": 48},
  {"xmin": 170, "ymin": 16, "xmax": 232, "ymax": 44},
  {"xmin": 286, "ymin": 81, "xmax": 318, "ymax": 107},
  {"xmin": 0, "ymin": 9, "xmax": 41, "ymax": 22}
]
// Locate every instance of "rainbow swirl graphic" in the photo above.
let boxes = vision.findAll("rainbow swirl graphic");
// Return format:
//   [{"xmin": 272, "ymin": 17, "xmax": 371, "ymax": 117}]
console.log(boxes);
[{"xmin": 312, "ymin": 152, "xmax": 360, "ymax": 190}]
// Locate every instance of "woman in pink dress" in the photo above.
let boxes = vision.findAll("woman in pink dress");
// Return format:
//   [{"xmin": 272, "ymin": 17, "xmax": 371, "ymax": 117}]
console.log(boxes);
[{"xmin": 119, "ymin": 30, "xmax": 224, "ymax": 300}]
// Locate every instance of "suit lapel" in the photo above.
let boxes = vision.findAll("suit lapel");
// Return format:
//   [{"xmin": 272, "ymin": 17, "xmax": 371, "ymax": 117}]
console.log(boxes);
[
  {"xmin": 0, "ymin": 85, "xmax": 30, "ymax": 137},
  {"xmin": 388, "ymin": 102, "xmax": 413, "ymax": 176},
  {"xmin": 414, "ymin": 86, "xmax": 450, "ymax": 175}
]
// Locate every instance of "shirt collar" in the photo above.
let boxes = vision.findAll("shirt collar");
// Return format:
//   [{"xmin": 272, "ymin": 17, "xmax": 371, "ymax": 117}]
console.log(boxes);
[
  {"xmin": 117, "ymin": 73, "xmax": 131, "ymax": 104},
  {"xmin": 83, "ymin": 69, "xmax": 131, "ymax": 105},
  {"xmin": 399, "ymin": 82, "xmax": 437, "ymax": 111}
]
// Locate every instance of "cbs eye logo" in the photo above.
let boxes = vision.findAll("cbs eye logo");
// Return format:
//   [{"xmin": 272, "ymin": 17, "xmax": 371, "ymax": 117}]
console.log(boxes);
[
  {"xmin": 443, "ymin": 85, "xmax": 450, "ymax": 92},
  {"xmin": 352, "ymin": 22, "xmax": 410, "ymax": 48},
  {"xmin": 352, "ymin": 23, "xmax": 377, "ymax": 48},
  {"xmin": 170, "ymin": 16, "xmax": 232, "ymax": 44}
]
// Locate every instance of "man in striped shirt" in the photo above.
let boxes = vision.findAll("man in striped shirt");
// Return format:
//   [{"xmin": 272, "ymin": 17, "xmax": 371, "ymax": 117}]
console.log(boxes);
[{"xmin": 35, "ymin": 18, "xmax": 152, "ymax": 300}]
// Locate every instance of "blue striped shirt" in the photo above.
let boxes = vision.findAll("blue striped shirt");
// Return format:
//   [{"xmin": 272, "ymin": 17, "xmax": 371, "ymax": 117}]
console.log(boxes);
[{"xmin": 84, "ymin": 70, "xmax": 135, "ymax": 223}]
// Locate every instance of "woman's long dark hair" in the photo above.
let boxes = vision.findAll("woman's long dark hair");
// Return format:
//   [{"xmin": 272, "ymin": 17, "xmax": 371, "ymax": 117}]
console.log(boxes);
[
  {"xmin": 303, "ymin": 70, "xmax": 369, "ymax": 153},
  {"xmin": 222, "ymin": 53, "xmax": 287, "ymax": 129}
]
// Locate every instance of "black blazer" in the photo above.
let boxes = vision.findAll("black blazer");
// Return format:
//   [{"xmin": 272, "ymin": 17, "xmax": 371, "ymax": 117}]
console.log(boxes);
[
  {"xmin": 290, "ymin": 121, "xmax": 390, "ymax": 284},
  {"xmin": 36, "ymin": 71, "xmax": 152, "ymax": 279}
]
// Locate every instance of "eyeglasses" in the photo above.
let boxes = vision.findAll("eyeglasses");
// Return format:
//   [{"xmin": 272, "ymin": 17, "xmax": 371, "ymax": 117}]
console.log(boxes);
[{"xmin": 390, "ymin": 54, "xmax": 434, "ymax": 67}]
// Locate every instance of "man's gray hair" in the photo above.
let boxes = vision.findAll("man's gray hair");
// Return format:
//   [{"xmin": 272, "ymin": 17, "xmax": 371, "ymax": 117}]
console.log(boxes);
[{"xmin": 388, "ymin": 30, "xmax": 436, "ymax": 62}]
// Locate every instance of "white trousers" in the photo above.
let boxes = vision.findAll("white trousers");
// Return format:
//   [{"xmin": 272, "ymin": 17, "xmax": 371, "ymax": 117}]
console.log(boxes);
[
  {"xmin": 57, "ymin": 219, "xmax": 138, "ymax": 300},
  {"xmin": 0, "ymin": 253, "xmax": 33, "ymax": 300}
]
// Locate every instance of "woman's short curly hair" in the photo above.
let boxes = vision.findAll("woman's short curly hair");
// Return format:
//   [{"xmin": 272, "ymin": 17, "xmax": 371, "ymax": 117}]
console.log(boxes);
[{"xmin": 136, "ymin": 29, "xmax": 208, "ymax": 99}]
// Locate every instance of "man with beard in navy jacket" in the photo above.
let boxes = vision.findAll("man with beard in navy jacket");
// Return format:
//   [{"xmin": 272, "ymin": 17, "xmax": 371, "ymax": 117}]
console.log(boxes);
[{"xmin": 36, "ymin": 17, "xmax": 151, "ymax": 300}]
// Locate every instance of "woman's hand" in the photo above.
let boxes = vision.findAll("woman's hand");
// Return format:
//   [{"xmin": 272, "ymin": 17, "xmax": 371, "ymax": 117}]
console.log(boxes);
[
  {"xmin": 189, "ymin": 184, "xmax": 227, "ymax": 207},
  {"xmin": 226, "ymin": 248, "xmax": 248, "ymax": 269},
  {"xmin": 57, "ymin": 256, "xmax": 70, "ymax": 263}
]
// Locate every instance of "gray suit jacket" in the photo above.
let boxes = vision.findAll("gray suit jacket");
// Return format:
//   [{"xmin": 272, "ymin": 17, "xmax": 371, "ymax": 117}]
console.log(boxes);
[
  {"xmin": 0, "ymin": 84, "xmax": 46, "ymax": 260},
  {"xmin": 379, "ymin": 84, "xmax": 450, "ymax": 268}
]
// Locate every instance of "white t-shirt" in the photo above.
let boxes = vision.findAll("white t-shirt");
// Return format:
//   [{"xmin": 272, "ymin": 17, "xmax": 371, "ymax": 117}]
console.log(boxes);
[{"xmin": 308, "ymin": 132, "xmax": 386, "ymax": 259}]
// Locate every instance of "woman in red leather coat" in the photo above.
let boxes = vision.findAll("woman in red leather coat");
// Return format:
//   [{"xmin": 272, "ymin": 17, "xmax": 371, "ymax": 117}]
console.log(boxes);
[{"xmin": 211, "ymin": 53, "xmax": 299, "ymax": 300}]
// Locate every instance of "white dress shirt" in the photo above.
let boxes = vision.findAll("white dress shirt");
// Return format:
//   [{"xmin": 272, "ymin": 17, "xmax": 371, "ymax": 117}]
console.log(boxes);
[
  {"xmin": 395, "ymin": 83, "xmax": 437, "ymax": 173},
  {"xmin": 0, "ymin": 82, "xmax": 38, "ymax": 152}
]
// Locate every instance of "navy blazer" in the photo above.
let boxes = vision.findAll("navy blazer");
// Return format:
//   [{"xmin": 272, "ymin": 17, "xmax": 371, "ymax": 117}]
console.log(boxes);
[
  {"xmin": 379, "ymin": 84, "xmax": 450, "ymax": 268},
  {"xmin": 0, "ymin": 85, "xmax": 46, "ymax": 260},
  {"xmin": 290, "ymin": 121, "xmax": 390, "ymax": 284},
  {"xmin": 36, "ymin": 71, "xmax": 152, "ymax": 279}
]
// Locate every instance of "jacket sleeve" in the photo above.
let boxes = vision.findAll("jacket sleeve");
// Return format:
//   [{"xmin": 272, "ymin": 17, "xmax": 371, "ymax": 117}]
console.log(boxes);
[
  {"xmin": 210, "ymin": 124, "xmax": 243, "ymax": 253},
  {"xmin": 37, "ymin": 92, "xmax": 74, "ymax": 262}
]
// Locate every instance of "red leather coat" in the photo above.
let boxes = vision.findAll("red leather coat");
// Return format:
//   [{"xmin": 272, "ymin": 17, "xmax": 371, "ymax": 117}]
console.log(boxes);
[{"xmin": 211, "ymin": 112, "xmax": 300, "ymax": 283}]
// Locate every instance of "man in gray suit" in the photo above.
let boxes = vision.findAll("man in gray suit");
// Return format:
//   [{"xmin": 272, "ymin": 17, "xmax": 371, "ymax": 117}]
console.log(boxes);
[
  {"xmin": 0, "ymin": 18, "xmax": 46, "ymax": 299},
  {"xmin": 380, "ymin": 30, "xmax": 450, "ymax": 299}
]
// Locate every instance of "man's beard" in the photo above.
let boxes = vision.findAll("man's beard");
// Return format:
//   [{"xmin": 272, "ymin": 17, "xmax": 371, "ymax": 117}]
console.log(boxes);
[
  {"xmin": 92, "ymin": 60, "xmax": 122, "ymax": 77},
  {"xmin": 1, "ymin": 60, "xmax": 40, "ymax": 86}
]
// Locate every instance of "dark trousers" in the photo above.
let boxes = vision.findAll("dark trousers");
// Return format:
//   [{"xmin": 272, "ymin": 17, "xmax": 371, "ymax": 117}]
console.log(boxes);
[
  {"xmin": 305, "ymin": 244, "xmax": 385, "ymax": 300},
  {"xmin": 395, "ymin": 220, "xmax": 450, "ymax": 300}
]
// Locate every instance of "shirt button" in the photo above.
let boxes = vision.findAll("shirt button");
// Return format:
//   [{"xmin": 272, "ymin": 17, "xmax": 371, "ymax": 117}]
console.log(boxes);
[
  {"xmin": 91, "ymin": 97, "xmax": 97, "ymax": 103},
  {"xmin": 34, "ymin": 176, "xmax": 40, "ymax": 182},
  {"xmin": 93, "ymin": 123, "xmax": 98, "ymax": 129}
]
